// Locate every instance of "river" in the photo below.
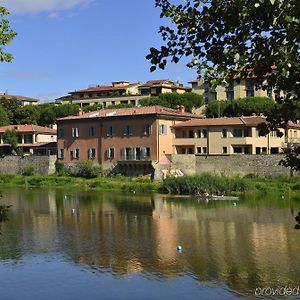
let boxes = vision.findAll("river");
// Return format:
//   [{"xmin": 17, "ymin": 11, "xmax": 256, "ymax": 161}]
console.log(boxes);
[{"xmin": 0, "ymin": 188, "xmax": 299, "ymax": 299}]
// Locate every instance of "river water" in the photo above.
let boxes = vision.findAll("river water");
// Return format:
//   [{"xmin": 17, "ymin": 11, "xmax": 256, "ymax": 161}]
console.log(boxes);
[{"xmin": 0, "ymin": 188, "xmax": 300, "ymax": 300}]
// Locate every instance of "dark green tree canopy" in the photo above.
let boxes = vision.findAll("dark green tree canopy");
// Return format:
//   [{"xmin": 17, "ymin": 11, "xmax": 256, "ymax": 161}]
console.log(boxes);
[
  {"xmin": 3, "ymin": 129, "xmax": 18, "ymax": 152},
  {"xmin": 0, "ymin": 7, "xmax": 16, "ymax": 62},
  {"xmin": 140, "ymin": 92, "xmax": 203, "ymax": 112},
  {"xmin": 206, "ymin": 97, "xmax": 276, "ymax": 118},
  {"xmin": 147, "ymin": 0, "xmax": 300, "ymax": 127}
]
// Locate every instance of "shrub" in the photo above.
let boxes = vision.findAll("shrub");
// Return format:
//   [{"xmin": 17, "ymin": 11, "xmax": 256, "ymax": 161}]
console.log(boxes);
[
  {"xmin": 55, "ymin": 160, "xmax": 70, "ymax": 176},
  {"xmin": 76, "ymin": 161, "xmax": 102, "ymax": 178},
  {"xmin": 22, "ymin": 164, "xmax": 35, "ymax": 176}
]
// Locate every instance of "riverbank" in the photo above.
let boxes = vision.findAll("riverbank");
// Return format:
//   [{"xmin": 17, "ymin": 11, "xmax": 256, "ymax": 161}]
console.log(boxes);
[{"xmin": 0, "ymin": 173, "xmax": 300, "ymax": 196}]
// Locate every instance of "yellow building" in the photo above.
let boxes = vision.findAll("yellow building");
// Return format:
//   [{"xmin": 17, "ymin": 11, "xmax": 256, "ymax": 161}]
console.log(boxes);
[
  {"xmin": 173, "ymin": 116, "xmax": 300, "ymax": 155},
  {"xmin": 189, "ymin": 78, "xmax": 274, "ymax": 104},
  {"xmin": 0, "ymin": 92, "xmax": 39, "ymax": 105}
]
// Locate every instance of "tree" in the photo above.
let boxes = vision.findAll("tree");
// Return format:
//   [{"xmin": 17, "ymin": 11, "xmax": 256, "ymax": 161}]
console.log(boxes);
[
  {"xmin": 3, "ymin": 129, "xmax": 18, "ymax": 154},
  {"xmin": 15, "ymin": 105, "xmax": 40, "ymax": 125},
  {"xmin": 0, "ymin": 98, "xmax": 23, "ymax": 124},
  {"xmin": 0, "ymin": 7, "xmax": 16, "ymax": 62},
  {"xmin": 38, "ymin": 104, "xmax": 57, "ymax": 126},
  {"xmin": 0, "ymin": 106, "xmax": 9, "ymax": 126},
  {"xmin": 206, "ymin": 97, "xmax": 276, "ymax": 118},
  {"xmin": 140, "ymin": 92, "xmax": 203, "ymax": 112},
  {"xmin": 54, "ymin": 104, "xmax": 80, "ymax": 119},
  {"xmin": 147, "ymin": 0, "xmax": 300, "ymax": 128}
]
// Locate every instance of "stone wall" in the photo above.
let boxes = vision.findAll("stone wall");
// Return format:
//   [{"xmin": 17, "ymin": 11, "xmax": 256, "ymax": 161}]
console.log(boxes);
[
  {"xmin": 0, "ymin": 155, "xmax": 56, "ymax": 175},
  {"xmin": 154, "ymin": 154, "xmax": 292, "ymax": 179}
]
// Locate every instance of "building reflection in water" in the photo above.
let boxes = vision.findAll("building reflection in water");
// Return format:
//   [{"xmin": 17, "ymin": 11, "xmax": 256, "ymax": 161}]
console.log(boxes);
[{"xmin": 0, "ymin": 189, "xmax": 300, "ymax": 295}]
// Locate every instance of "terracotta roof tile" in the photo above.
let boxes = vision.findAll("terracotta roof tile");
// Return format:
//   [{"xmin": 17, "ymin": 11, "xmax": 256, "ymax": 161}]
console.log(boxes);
[
  {"xmin": 58, "ymin": 106, "xmax": 203, "ymax": 121},
  {"xmin": 70, "ymin": 83, "xmax": 139, "ymax": 94},
  {"xmin": 0, "ymin": 125, "xmax": 56, "ymax": 134},
  {"xmin": 173, "ymin": 116, "xmax": 267, "ymax": 128},
  {"xmin": 0, "ymin": 93, "xmax": 38, "ymax": 102}
]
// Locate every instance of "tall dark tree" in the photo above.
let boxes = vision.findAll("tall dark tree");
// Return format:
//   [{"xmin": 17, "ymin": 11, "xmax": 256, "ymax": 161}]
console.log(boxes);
[{"xmin": 147, "ymin": 0, "xmax": 300, "ymax": 128}]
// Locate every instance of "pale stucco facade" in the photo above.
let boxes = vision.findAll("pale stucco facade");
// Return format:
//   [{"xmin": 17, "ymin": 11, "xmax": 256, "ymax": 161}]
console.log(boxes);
[{"xmin": 173, "ymin": 117, "xmax": 300, "ymax": 155}]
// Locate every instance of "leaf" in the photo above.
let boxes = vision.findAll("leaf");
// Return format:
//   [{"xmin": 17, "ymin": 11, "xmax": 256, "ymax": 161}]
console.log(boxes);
[{"xmin": 150, "ymin": 66, "xmax": 156, "ymax": 72}]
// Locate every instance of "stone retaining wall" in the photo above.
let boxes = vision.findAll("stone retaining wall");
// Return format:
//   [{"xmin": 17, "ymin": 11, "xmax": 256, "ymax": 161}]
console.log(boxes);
[
  {"xmin": 0, "ymin": 155, "xmax": 56, "ymax": 175},
  {"xmin": 154, "ymin": 154, "xmax": 292, "ymax": 179}
]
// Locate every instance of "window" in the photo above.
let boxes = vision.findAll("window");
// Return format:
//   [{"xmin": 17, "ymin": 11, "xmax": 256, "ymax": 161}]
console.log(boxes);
[
  {"xmin": 222, "ymin": 129, "xmax": 227, "ymax": 138},
  {"xmin": 203, "ymin": 147, "xmax": 207, "ymax": 154},
  {"xmin": 270, "ymin": 131, "xmax": 278, "ymax": 138},
  {"xmin": 88, "ymin": 93, "xmax": 93, "ymax": 98},
  {"xmin": 57, "ymin": 149, "xmax": 64, "ymax": 159},
  {"xmin": 123, "ymin": 147, "xmax": 133, "ymax": 160},
  {"xmin": 222, "ymin": 147, "xmax": 228, "ymax": 154},
  {"xmin": 89, "ymin": 126, "xmax": 96, "ymax": 137},
  {"xmin": 197, "ymin": 130, "xmax": 201, "ymax": 138},
  {"xmin": 197, "ymin": 147, "xmax": 201, "ymax": 154},
  {"xmin": 124, "ymin": 125, "xmax": 132, "ymax": 136},
  {"xmin": 271, "ymin": 147, "xmax": 279, "ymax": 154},
  {"xmin": 233, "ymin": 129, "xmax": 243, "ymax": 137},
  {"xmin": 226, "ymin": 81, "xmax": 234, "ymax": 100},
  {"xmin": 72, "ymin": 128, "xmax": 79, "ymax": 138},
  {"xmin": 233, "ymin": 147, "xmax": 242, "ymax": 154},
  {"xmin": 262, "ymin": 147, "xmax": 267, "ymax": 154},
  {"xmin": 107, "ymin": 126, "xmax": 115, "ymax": 137},
  {"xmin": 71, "ymin": 148, "xmax": 80, "ymax": 159},
  {"xmin": 88, "ymin": 148, "xmax": 96, "ymax": 159},
  {"xmin": 202, "ymin": 129, "xmax": 207, "ymax": 138},
  {"xmin": 80, "ymin": 94, "xmax": 84, "ymax": 98},
  {"xmin": 145, "ymin": 147, "xmax": 151, "ymax": 158},
  {"xmin": 189, "ymin": 130, "xmax": 194, "ymax": 138},
  {"xmin": 58, "ymin": 128, "xmax": 64, "ymax": 138},
  {"xmin": 144, "ymin": 124, "xmax": 152, "ymax": 135},
  {"xmin": 159, "ymin": 124, "xmax": 167, "ymax": 135},
  {"xmin": 244, "ymin": 129, "xmax": 250, "ymax": 137},
  {"xmin": 107, "ymin": 148, "xmax": 115, "ymax": 159},
  {"xmin": 246, "ymin": 79, "xmax": 255, "ymax": 97}
]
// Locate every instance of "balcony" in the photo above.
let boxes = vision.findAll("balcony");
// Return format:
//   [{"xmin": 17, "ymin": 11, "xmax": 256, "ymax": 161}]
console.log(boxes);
[{"xmin": 119, "ymin": 154, "xmax": 152, "ymax": 162}]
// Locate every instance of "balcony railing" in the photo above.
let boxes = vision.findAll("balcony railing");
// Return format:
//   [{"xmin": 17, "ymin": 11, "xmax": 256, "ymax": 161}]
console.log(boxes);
[{"xmin": 119, "ymin": 154, "xmax": 152, "ymax": 161}]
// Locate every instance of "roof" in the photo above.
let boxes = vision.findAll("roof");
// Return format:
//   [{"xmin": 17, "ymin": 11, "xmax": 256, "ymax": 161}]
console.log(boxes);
[
  {"xmin": 0, "ymin": 125, "xmax": 56, "ymax": 134},
  {"xmin": 139, "ymin": 80, "xmax": 191, "ymax": 91},
  {"xmin": 173, "ymin": 116, "xmax": 267, "ymax": 128},
  {"xmin": 58, "ymin": 105, "xmax": 203, "ymax": 121},
  {"xmin": 0, "ymin": 93, "xmax": 38, "ymax": 102},
  {"xmin": 70, "ymin": 83, "xmax": 139, "ymax": 94}
]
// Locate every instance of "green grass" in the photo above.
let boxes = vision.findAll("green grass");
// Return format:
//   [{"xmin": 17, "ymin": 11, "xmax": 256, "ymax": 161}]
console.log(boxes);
[
  {"xmin": 0, "ymin": 174, "xmax": 160, "ymax": 193},
  {"xmin": 160, "ymin": 173, "xmax": 300, "ymax": 196},
  {"xmin": 0, "ymin": 173, "xmax": 299, "ymax": 197}
]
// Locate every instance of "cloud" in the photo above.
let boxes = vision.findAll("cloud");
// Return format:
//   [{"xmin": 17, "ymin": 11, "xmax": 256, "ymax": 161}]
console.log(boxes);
[
  {"xmin": 1, "ymin": 69, "xmax": 48, "ymax": 80},
  {"xmin": 1, "ymin": 0, "xmax": 93, "ymax": 15}
]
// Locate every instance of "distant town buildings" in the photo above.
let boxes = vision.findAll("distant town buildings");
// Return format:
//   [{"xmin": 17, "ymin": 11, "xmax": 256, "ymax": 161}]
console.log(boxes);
[
  {"xmin": 173, "ymin": 116, "xmax": 300, "ymax": 155},
  {"xmin": 189, "ymin": 78, "xmax": 275, "ymax": 104},
  {"xmin": 0, "ymin": 92, "xmax": 39, "ymax": 105},
  {"xmin": 0, "ymin": 125, "xmax": 56, "ymax": 155},
  {"xmin": 56, "ymin": 79, "xmax": 191, "ymax": 108}
]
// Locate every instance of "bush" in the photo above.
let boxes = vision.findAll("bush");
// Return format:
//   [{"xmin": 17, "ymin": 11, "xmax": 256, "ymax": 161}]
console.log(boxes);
[
  {"xmin": 55, "ymin": 160, "xmax": 69, "ymax": 176},
  {"xmin": 76, "ymin": 161, "xmax": 102, "ymax": 178},
  {"xmin": 160, "ymin": 173, "xmax": 251, "ymax": 195},
  {"xmin": 22, "ymin": 164, "xmax": 35, "ymax": 176}
]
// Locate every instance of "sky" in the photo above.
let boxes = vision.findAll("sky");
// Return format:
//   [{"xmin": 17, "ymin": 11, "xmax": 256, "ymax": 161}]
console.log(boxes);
[{"xmin": 0, "ymin": 0, "xmax": 197, "ymax": 102}]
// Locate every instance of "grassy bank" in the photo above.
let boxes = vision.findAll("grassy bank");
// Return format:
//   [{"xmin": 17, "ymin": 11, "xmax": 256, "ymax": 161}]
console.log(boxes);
[
  {"xmin": 0, "ymin": 174, "xmax": 159, "ymax": 193},
  {"xmin": 160, "ymin": 173, "xmax": 300, "ymax": 196},
  {"xmin": 0, "ymin": 173, "xmax": 300, "ymax": 196}
]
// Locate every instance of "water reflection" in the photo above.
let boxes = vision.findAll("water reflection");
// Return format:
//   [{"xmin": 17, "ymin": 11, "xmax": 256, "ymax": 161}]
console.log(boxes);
[{"xmin": 0, "ymin": 189, "xmax": 300, "ymax": 297}]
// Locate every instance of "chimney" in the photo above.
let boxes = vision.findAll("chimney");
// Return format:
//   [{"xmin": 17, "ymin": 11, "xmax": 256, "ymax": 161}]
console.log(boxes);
[{"xmin": 178, "ymin": 105, "xmax": 185, "ymax": 113}]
